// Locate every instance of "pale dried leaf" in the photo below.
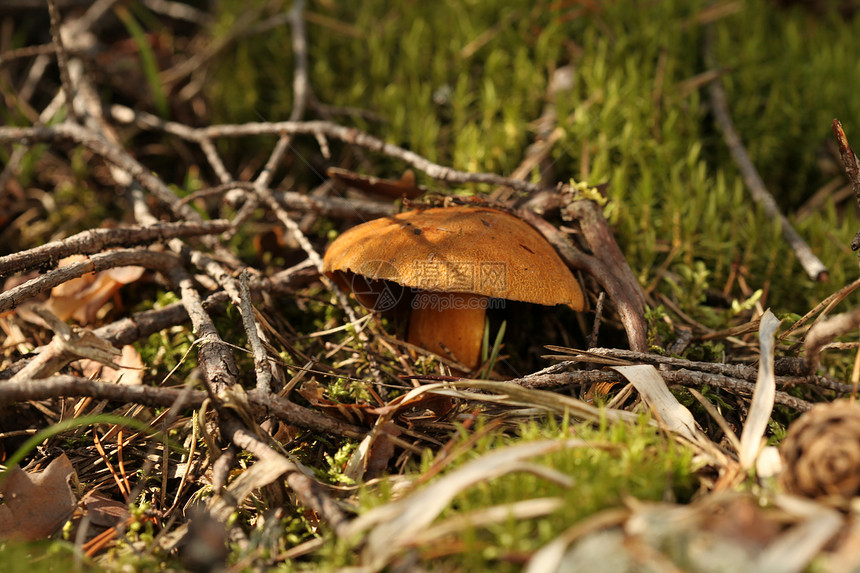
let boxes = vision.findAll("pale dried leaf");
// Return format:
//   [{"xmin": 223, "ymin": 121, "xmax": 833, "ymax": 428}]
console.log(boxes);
[
  {"xmin": 207, "ymin": 456, "xmax": 290, "ymax": 522},
  {"xmin": 610, "ymin": 364, "xmax": 702, "ymax": 444},
  {"xmin": 739, "ymin": 310, "xmax": 781, "ymax": 469},
  {"xmin": 344, "ymin": 421, "xmax": 400, "ymax": 482}
]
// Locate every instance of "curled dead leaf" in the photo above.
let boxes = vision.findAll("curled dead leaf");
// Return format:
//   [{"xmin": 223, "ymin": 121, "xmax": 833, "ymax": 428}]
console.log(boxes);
[{"xmin": 47, "ymin": 255, "xmax": 144, "ymax": 325}]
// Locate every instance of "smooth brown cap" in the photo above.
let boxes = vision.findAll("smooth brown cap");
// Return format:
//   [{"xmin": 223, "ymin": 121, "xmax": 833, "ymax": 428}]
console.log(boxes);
[{"xmin": 323, "ymin": 206, "xmax": 584, "ymax": 309}]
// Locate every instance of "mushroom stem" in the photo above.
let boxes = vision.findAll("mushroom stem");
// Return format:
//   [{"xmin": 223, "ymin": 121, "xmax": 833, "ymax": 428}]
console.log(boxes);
[{"xmin": 407, "ymin": 292, "xmax": 487, "ymax": 370}]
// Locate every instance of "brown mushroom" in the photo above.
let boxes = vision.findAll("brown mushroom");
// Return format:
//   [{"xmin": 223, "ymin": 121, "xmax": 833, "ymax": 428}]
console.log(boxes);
[{"xmin": 323, "ymin": 205, "xmax": 584, "ymax": 370}]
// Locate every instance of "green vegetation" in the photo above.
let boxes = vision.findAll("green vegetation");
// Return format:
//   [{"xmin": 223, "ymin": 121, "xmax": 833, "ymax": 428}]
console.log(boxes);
[
  {"xmin": 211, "ymin": 0, "xmax": 860, "ymax": 318},
  {"xmin": 324, "ymin": 417, "xmax": 696, "ymax": 571},
  {"xmin": 4, "ymin": 0, "xmax": 860, "ymax": 570}
]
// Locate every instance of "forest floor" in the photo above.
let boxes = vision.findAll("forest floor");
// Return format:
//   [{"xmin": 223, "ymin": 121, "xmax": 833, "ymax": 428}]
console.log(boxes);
[{"xmin": 3, "ymin": 1, "xmax": 860, "ymax": 571}]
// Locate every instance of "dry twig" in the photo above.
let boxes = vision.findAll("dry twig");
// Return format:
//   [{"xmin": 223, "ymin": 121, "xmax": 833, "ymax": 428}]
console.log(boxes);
[{"xmin": 704, "ymin": 24, "xmax": 827, "ymax": 281}]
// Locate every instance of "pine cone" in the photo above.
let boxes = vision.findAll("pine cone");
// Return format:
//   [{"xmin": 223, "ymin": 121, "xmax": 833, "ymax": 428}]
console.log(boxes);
[{"xmin": 780, "ymin": 400, "xmax": 860, "ymax": 499}]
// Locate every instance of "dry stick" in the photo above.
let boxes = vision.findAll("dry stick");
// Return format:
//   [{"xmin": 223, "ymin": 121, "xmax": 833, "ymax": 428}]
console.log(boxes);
[
  {"xmin": 277, "ymin": 189, "xmax": 397, "ymax": 220},
  {"xmin": 584, "ymin": 348, "xmax": 756, "ymax": 379},
  {"xmin": 164, "ymin": 264, "xmax": 238, "ymax": 397},
  {"xmin": 198, "ymin": 135, "xmax": 232, "ymax": 185},
  {"xmin": 219, "ymin": 138, "xmax": 293, "ymax": 395},
  {"xmin": 0, "ymin": 220, "xmax": 230, "ymax": 278},
  {"xmin": 201, "ymin": 121, "xmax": 548, "ymax": 194},
  {"xmin": 804, "ymin": 307, "xmax": 860, "ymax": 375},
  {"xmin": 0, "ymin": 123, "xmax": 203, "ymax": 223},
  {"xmin": 663, "ymin": 369, "xmax": 811, "ymax": 411},
  {"xmin": 287, "ymin": 0, "xmax": 309, "ymax": 123},
  {"xmin": 0, "ymin": 376, "xmax": 366, "ymax": 438},
  {"xmin": 520, "ymin": 209, "xmax": 649, "ymax": 352},
  {"xmin": 46, "ymin": 0, "xmax": 78, "ymax": 123},
  {"xmin": 182, "ymin": 180, "xmax": 396, "ymax": 220},
  {"xmin": 0, "ymin": 249, "xmax": 180, "ymax": 313},
  {"xmin": 507, "ymin": 368, "xmax": 812, "ymax": 411},
  {"xmin": 832, "ymin": 119, "xmax": 860, "ymax": 251},
  {"xmin": 564, "ymin": 199, "xmax": 647, "ymax": 313},
  {"xmin": 704, "ymin": 25, "xmax": 827, "ymax": 281},
  {"xmin": 221, "ymin": 417, "xmax": 350, "ymax": 537},
  {"xmin": 574, "ymin": 347, "xmax": 855, "ymax": 393},
  {"xmin": 100, "ymin": 111, "xmax": 550, "ymax": 196},
  {"xmin": 237, "ymin": 271, "xmax": 274, "ymax": 394}
]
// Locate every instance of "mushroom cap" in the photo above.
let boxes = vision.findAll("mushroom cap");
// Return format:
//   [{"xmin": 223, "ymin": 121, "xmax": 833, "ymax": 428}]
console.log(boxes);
[{"xmin": 323, "ymin": 206, "xmax": 584, "ymax": 309}]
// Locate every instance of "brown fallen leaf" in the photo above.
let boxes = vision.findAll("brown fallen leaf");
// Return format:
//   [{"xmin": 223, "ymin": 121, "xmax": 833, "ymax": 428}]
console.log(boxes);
[
  {"xmin": 0, "ymin": 454, "xmax": 77, "ymax": 540},
  {"xmin": 79, "ymin": 491, "xmax": 129, "ymax": 528},
  {"xmin": 327, "ymin": 167, "xmax": 426, "ymax": 199},
  {"xmin": 47, "ymin": 255, "xmax": 145, "ymax": 325},
  {"xmin": 77, "ymin": 344, "xmax": 144, "ymax": 385}
]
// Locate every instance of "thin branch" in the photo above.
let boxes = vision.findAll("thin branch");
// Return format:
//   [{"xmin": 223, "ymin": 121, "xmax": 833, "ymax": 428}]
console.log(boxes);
[
  {"xmin": 507, "ymin": 367, "xmax": 812, "ymax": 411},
  {"xmin": 0, "ymin": 376, "xmax": 366, "ymax": 438},
  {"xmin": 99, "ymin": 111, "xmax": 550, "ymax": 195},
  {"xmin": 0, "ymin": 220, "xmax": 230, "ymax": 278},
  {"xmin": 46, "ymin": 0, "xmax": 78, "ymax": 123},
  {"xmin": 804, "ymin": 307, "xmax": 860, "ymax": 375},
  {"xmin": 163, "ymin": 264, "xmax": 238, "ymax": 398},
  {"xmin": 704, "ymin": 24, "xmax": 827, "ymax": 281},
  {"xmin": 237, "ymin": 271, "xmax": 274, "ymax": 394},
  {"xmin": 222, "ymin": 417, "xmax": 351, "ymax": 537},
  {"xmin": 832, "ymin": 119, "xmax": 860, "ymax": 251},
  {"xmin": 556, "ymin": 346, "xmax": 857, "ymax": 394},
  {"xmin": 287, "ymin": 0, "xmax": 309, "ymax": 122},
  {"xmin": 0, "ymin": 249, "xmax": 180, "ymax": 313}
]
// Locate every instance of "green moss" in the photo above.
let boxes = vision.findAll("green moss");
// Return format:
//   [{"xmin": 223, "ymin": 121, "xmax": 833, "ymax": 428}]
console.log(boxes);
[
  {"xmin": 327, "ymin": 416, "xmax": 696, "ymax": 571},
  {"xmin": 0, "ymin": 541, "xmax": 81, "ymax": 573},
  {"xmin": 207, "ymin": 0, "xmax": 860, "ymax": 323}
]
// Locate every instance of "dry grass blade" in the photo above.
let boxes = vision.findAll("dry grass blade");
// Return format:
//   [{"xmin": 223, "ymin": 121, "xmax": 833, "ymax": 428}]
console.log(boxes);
[
  {"xmin": 401, "ymin": 380, "xmax": 640, "ymax": 424},
  {"xmin": 206, "ymin": 455, "xmax": 290, "ymax": 522},
  {"xmin": 410, "ymin": 497, "xmax": 564, "ymax": 547},
  {"xmin": 738, "ymin": 310, "xmax": 781, "ymax": 470},
  {"xmin": 524, "ymin": 507, "xmax": 630, "ymax": 573},
  {"xmin": 346, "ymin": 438, "xmax": 587, "ymax": 571},
  {"xmin": 757, "ymin": 495, "xmax": 843, "ymax": 573}
]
